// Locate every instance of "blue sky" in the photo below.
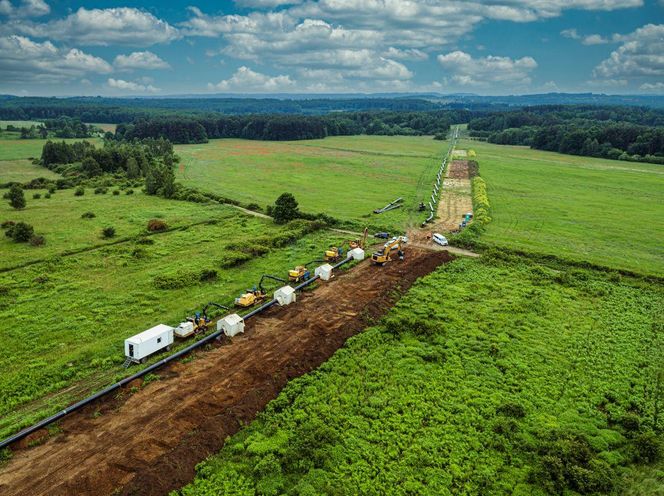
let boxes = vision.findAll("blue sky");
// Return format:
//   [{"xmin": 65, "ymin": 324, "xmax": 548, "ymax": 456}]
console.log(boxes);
[{"xmin": 0, "ymin": 0, "xmax": 662, "ymax": 96}]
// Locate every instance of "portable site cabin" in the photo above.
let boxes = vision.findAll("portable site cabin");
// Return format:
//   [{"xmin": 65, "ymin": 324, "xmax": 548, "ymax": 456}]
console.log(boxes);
[
  {"xmin": 348, "ymin": 248, "xmax": 365, "ymax": 261},
  {"xmin": 125, "ymin": 324, "xmax": 174, "ymax": 363},
  {"xmin": 217, "ymin": 313, "xmax": 245, "ymax": 337},
  {"xmin": 274, "ymin": 285, "xmax": 296, "ymax": 306},
  {"xmin": 315, "ymin": 263, "xmax": 334, "ymax": 281},
  {"xmin": 174, "ymin": 321, "xmax": 195, "ymax": 338}
]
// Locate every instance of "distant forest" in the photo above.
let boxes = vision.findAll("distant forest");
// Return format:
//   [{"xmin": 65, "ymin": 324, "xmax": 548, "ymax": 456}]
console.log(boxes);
[{"xmin": 469, "ymin": 106, "xmax": 664, "ymax": 164}]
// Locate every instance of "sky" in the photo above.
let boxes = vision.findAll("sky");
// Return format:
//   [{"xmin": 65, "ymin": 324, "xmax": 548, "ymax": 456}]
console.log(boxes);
[{"xmin": 0, "ymin": 0, "xmax": 662, "ymax": 96}]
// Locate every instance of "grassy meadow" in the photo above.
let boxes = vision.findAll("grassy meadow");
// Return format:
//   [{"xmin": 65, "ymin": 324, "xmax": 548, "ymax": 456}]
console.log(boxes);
[
  {"xmin": 460, "ymin": 139, "xmax": 664, "ymax": 277},
  {"xmin": 175, "ymin": 136, "xmax": 444, "ymax": 231},
  {"xmin": 178, "ymin": 254, "xmax": 664, "ymax": 496},
  {"xmin": 0, "ymin": 159, "xmax": 60, "ymax": 184},
  {"xmin": 0, "ymin": 137, "xmax": 102, "ymax": 161}
]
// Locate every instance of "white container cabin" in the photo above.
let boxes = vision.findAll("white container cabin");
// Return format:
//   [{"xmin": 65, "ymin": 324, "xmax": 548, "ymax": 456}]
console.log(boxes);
[
  {"xmin": 274, "ymin": 285, "xmax": 296, "ymax": 306},
  {"xmin": 125, "ymin": 324, "xmax": 174, "ymax": 363},
  {"xmin": 217, "ymin": 314, "xmax": 245, "ymax": 337}
]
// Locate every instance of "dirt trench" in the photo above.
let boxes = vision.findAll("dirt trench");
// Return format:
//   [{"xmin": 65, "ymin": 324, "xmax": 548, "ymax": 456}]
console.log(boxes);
[{"xmin": 0, "ymin": 247, "xmax": 453, "ymax": 496}]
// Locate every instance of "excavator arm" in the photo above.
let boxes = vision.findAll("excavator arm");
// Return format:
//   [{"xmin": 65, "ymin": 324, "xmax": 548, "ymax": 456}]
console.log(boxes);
[{"xmin": 258, "ymin": 274, "xmax": 288, "ymax": 293}]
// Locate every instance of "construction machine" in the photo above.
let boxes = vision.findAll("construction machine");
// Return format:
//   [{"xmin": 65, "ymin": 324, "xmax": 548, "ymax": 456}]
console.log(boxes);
[
  {"xmin": 288, "ymin": 260, "xmax": 322, "ymax": 283},
  {"xmin": 371, "ymin": 238, "xmax": 404, "ymax": 265},
  {"xmin": 180, "ymin": 302, "xmax": 230, "ymax": 336},
  {"xmin": 325, "ymin": 246, "xmax": 344, "ymax": 263},
  {"xmin": 234, "ymin": 275, "xmax": 288, "ymax": 308},
  {"xmin": 349, "ymin": 228, "xmax": 369, "ymax": 250}
]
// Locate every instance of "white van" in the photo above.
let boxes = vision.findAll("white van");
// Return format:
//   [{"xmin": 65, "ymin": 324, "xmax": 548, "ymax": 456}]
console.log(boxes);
[{"xmin": 432, "ymin": 233, "xmax": 448, "ymax": 246}]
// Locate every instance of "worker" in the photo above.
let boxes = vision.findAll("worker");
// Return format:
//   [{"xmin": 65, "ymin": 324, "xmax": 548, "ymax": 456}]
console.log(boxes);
[{"xmin": 398, "ymin": 250, "xmax": 405, "ymax": 261}]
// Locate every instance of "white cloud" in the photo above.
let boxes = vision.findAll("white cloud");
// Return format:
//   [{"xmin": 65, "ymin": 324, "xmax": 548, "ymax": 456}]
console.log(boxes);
[
  {"xmin": 0, "ymin": 35, "xmax": 111, "ymax": 83},
  {"xmin": 114, "ymin": 51, "xmax": 170, "ymax": 70},
  {"xmin": 13, "ymin": 7, "xmax": 179, "ymax": 46},
  {"xmin": 437, "ymin": 50, "xmax": 537, "ymax": 87},
  {"xmin": 561, "ymin": 28, "xmax": 581, "ymax": 40},
  {"xmin": 594, "ymin": 24, "xmax": 664, "ymax": 83},
  {"xmin": 0, "ymin": 0, "xmax": 49, "ymax": 17},
  {"xmin": 639, "ymin": 82, "xmax": 664, "ymax": 91},
  {"xmin": 208, "ymin": 66, "xmax": 296, "ymax": 92},
  {"xmin": 384, "ymin": 47, "xmax": 428, "ymax": 61},
  {"xmin": 107, "ymin": 77, "xmax": 160, "ymax": 92},
  {"xmin": 234, "ymin": 0, "xmax": 302, "ymax": 7},
  {"xmin": 561, "ymin": 28, "xmax": 610, "ymax": 45}
]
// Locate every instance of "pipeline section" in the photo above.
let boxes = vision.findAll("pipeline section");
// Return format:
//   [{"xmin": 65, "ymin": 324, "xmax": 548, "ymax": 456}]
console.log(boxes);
[
  {"xmin": 422, "ymin": 126, "xmax": 459, "ymax": 227},
  {"xmin": 0, "ymin": 257, "xmax": 353, "ymax": 450}
]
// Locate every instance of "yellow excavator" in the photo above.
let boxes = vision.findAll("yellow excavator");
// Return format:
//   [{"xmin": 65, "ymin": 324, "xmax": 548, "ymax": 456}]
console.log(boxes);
[
  {"xmin": 371, "ymin": 238, "xmax": 404, "ymax": 265},
  {"xmin": 325, "ymin": 246, "xmax": 344, "ymax": 263},
  {"xmin": 234, "ymin": 274, "xmax": 288, "ymax": 308},
  {"xmin": 349, "ymin": 228, "xmax": 369, "ymax": 250}
]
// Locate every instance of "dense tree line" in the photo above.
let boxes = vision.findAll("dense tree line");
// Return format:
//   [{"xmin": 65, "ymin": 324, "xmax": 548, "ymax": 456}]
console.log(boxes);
[
  {"xmin": 114, "ymin": 110, "xmax": 472, "ymax": 143},
  {"xmin": 469, "ymin": 106, "xmax": 664, "ymax": 164}
]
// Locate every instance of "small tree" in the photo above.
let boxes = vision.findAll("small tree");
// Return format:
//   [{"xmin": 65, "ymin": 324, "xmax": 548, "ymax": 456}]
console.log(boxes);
[
  {"xmin": 161, "ymin": 166, "xmax": 176, "ymax": 198},
  {"xmin": 74, "ymin": 186, "xmax": 85, "ymax": 196},
  {"xmin": 81, "ymin": 156, "xmax": 102, "ymax": 177},
  {"xmin": 101, "ymin": 226, "xmax": 116, "ymax": 239},
  {"xmin": 272, "ymin": 193, "xmax": 299, "ymax": 224},
  {"xmin": 126, "ymin": 156, "xmax": 140, "ymax": 179},
  {"xmin": 8, "ymin": 222, "xmax": 34, "ymax": 242},
  {"xmin": 8, "ymin": 184, "xmax": 26, "ymax": 210}
]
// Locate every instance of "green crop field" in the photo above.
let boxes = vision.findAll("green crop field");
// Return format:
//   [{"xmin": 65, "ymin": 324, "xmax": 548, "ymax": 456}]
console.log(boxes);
[
  {"xmin": 178, "ymin": 254, "xmax": 664, "ymax": 496},
  {"xmin": 459, "ymin": 139, "xmax": 664, "ymax": 277},
  {"xmin": 175, "ymin": 136, "xmax": 444, "ymax": 231},
  {"xmin": 0, "ymin": 120, "xmax": 44, "ymax": 129},
  {"xmin": 0, "ymin": 190, "xmax": 346, "ymax": 438}
]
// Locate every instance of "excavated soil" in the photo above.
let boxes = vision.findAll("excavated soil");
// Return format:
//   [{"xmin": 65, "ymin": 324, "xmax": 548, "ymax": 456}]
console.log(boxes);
[
  {"xmin": 432, "ymin": 159, "xmax": 473, "ymax": 232},
  {"xmin": 0, "ymin": 247, "xmax": 453, "ymax": 496}
]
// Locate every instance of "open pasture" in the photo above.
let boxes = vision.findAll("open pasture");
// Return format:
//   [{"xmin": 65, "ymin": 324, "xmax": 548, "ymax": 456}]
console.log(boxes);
[
  {"xmin": 175, "ymin": 136, "xmax": 444, "ymax": 231},
  {"xmin": 462, "ymin": 139, "xmax": 664, "ymax": 277}
]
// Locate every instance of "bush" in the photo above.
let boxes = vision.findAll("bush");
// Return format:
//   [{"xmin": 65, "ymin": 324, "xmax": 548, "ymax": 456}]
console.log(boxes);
[
  {"xmin": 8, "ymin": 184, "xmax": 25, "ymax": 209},
  {"xmin": 44, "ymin": 192, "xmax": 51, "ymax": 199},
  {"xmin": 1, "ymin": 220, "xmax": 15, "ymax": 230},
  {"xmin": 125, "ymin": 189, "xmax": 134, "ymax": 195},
  {"xmin": 272, "ymin": 192, "xmax": 299, "ymax": 224},
  {"xmin": 112, "ymin": 190, "xmax": 120, "ymax": 196},
  {"xmin": 74, "ymin": 187, "xmax": 85, "ymax": 196},
  {"xmin": 81, "ymin": 211, "xmax": 96, "ymax": 219},
  {"xmin": 7, "ymin": 222, "xmax": 34, "ymax": 242},
  {"xmin": 101, "ymin": 226, "xmax": 116, "ymax": 238},
  {"xmin": 29, "ymin": 235, "xmax": 46, "ymax": 246},
  {"xmin": 94, "ymin": 187, "xmax": 107, "ymax": 195},
  {"xmin": 246, "ymin": 202, "xmax": 262, "ymax": 212},
  {"xmin": 32, "ymin": 193, "xmax": 41, "ymax": 199},
  {"xmin": 633, "ymin": 431, "xmax": 661, "ymax": 463},
  {"xmin": 147, "ymin": 219, "xmax": 168, "ymax": 232},
  {"xmin": 47, "ymin": 186, "xmax": 56, "ymax": 194}
]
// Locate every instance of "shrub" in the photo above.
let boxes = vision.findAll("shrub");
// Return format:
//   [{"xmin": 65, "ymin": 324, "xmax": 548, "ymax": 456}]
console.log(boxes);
[
  {"xmin": 147, "ymin": 219, "xmax": 168, "ymax": 232},
  {"xmin": 496, "ymin": 402, "xmax": 526, "ymax": 418},
  {"xmin": 1, "ymin": 220, "xmax": 15, "ymax": 230},
  {"xmin": 136, "ymin": 237, "xmax": 154, "ymax": 245},
  {"xmin": 74, "ymin": 187, "xmax": 85, "ymax": 196},
  {"xmin": 94, "ymin": 187, "xmax": 108, "ymax": 195},
  {"xmin": 246, "ymin": 202, "xmax": 262, "ymax": 212},
  {"xmin": 101, "ymin": 226, "xmax": 116, "ymax": 239},
  {"xmin": 44, "ymin": 193, "xmax": 51, "ymax": 199},
  {"xmin": 633, "ymin": 431, "xmax": 661, "ymax": 463},
  {"xmin": 112, "ymin": 190, "xmax": 120, "ymax": 196},
  {"xmin": 219, "ymin": 251, "xmax": 253, "ymax": 268},
  {"xmin": 81, "ymin": 211, "xmax": 95, "ymax": 219},
  {"xmin": 32, "ymin": 193, "xmax": 41, "ymax": 199},
  {"xmin": 125, "ymin": 189, "xmax": 134, "ymax": 195},
  {"xmin": 7, "ymin": 222, "xmax": 34, "ymax": 242},
  {"xmin": 8, "ymin": 184, "xmax": 25, "ymax": 209},
  {"xmin": 199, "ymin": 269, "xmax": 218, "ymax": 282},
  {"xmin": 47, "ymin": 186, "xmax": 56, "ymax": 194},
  {"xmin": 29, "ymin": 235, "xmax": 46, "ymax": 246}
]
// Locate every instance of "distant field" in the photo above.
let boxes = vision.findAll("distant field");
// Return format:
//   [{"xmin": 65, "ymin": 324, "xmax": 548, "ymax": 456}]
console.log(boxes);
[
  {"xmin": 176, "ymin": 136, "xmax": 444, "ymax": 231},
  {"xmin": 462, "ymin": 139, "xmax": 664, "ymax": 276},
  {"xmin": 0, "ymin": 159, "xmax": 60, "ymax": 183},
  {"xmin": 0, "ymin": 137, "xmax": 102, "ymax": 161},
  {"xmin": 88, "ymin": 122, "xmax": 117, "ymax": 133},
  {"xmin": 0, "ymin": 120, "xmax": 44, "ymax": 128},
  {"xmin": 0, "ymin": 188, "xmax": 228, "ymax": 268}
]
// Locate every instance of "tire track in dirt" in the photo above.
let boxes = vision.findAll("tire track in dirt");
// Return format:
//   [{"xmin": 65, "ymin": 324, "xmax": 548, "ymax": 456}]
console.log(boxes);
[{"xmin": 0, "ymin": 247, "xmax": 453, "ymax": 496}]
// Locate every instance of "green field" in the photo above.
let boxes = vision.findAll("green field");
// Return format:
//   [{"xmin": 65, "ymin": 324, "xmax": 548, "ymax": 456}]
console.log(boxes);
[
  {"xmin": 0, "ymin": 197, "xmax": 345, "ymax": 437},
  {"xmin": 0, "ymin": 137, "xmax": 102, "ymax": 161},
  {"xmin": 460, "ymin": 139, "xmax": 664, "ymax": 277},
  {"xmin": 0, "ymin": 120, "xmax": 44, "ymax": 129},
  {"xmin": 176, "ymin": 136, "xmax": 444, "ymax": 231},
  {"xmin": 0, "ymin": 159, "xmax": 60, "ymax": 184},
  {"xmin": 178, "ymin": 254, "xmax": 664, "ymax": 496},
  {"xmin": 0, "ymin": 188, "xmax": 231, "ymax": 268}
]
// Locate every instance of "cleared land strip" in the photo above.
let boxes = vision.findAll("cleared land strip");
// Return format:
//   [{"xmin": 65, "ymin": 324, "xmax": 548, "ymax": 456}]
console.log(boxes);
[
  {"xmin": 435, "ymin": 159, "xmax": 474, "ymax": 231},
  {"xmin": 0, "ymin": 247, "xmax": 452, "ymax": 496}
]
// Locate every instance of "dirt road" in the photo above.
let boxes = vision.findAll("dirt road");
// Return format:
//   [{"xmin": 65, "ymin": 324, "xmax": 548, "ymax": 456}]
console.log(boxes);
[
  {"xmin": 0, "ymin": 248, "xmax": 453, "ymax": 496},
  {"xmin": 435, "ymin": 159, "xmax": 473, "ymax": 231}
]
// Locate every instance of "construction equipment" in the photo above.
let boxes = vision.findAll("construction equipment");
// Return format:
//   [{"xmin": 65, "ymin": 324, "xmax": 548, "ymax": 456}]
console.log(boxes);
[
  {"xmin": 371, "ymin": 238, "xmax": 404, "ymax": 265},
  {"xmin": 349, "ymin": 228, "xmax": 369, "ymax": 250},
  {"xmin": 184, "ymin": 302, "xmax": 230, "ymax": 335},
  {"xmin": 288, "ymin": 259, "xmax": 324, "ymax": 282},
  {"xmin": 325, "ymin": 246, "xmax": 344, "ymax": 263},
  {"xmin": 234, "ymin": 275, "xmax": 288, "ymax": 308},
  {"xmin": 418, "ymin": 202, "xmax": 426, "ymax": 211}
]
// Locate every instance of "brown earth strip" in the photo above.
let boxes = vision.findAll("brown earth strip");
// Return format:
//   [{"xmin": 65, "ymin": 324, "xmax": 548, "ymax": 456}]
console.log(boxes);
[{"xmin": 0, "ymin": 247, "xmax": 453, "ymax": 496}]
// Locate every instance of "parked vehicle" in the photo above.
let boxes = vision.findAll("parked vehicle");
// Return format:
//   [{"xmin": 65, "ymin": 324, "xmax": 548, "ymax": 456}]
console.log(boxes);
[
  {"xmin": 374, "ymin": 232, "xmax": 390, "ymax": 239},
  {"xmin": 432, "ymin": 233, "xmax": 448, "ymax": 246}
]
